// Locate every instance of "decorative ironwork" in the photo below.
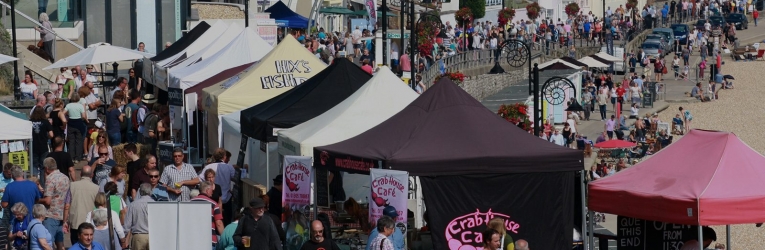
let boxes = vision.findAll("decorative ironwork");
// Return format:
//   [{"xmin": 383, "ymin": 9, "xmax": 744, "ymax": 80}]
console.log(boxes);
[
  {"xmin": 542, "ymin": 77, "xmax": 576, "ymax": 105},
  {"xmin": 501, "ymin": 39, "xmax": 529, "ymax": 68}
]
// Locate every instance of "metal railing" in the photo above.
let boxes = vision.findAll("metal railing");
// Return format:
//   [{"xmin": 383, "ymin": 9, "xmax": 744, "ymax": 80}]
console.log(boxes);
[
  {"xmin": 486, "ymin": 0, "xmax": 502, "ymax": 6},
  {"xmin": 0, "ymin": 1, "xmax": 85, "ymax": 50},
  {"xmin": 421, "ymin": 49, "xmax": 507, "ymax": 89}
]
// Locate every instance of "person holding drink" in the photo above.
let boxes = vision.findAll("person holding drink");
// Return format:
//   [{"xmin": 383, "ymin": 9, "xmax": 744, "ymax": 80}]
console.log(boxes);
[
  {"xmin": 158, "ymin": 148, "xmax": 199, "ymax": 202},
  {"xmin": 233, "ymin": 197, "xmax": 283, "ymax": 250}
]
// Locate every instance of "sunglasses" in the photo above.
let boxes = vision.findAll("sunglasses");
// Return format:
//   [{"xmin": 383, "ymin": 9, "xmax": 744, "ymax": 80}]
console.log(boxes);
[
  {"xmin": 173, "ymin": 155, "xmax": 184, "ymax": 158},
  {"xmin": 129, "ymin": 71, "xmax": 135, "ymax": 73},
  {"xmin": 98, "ymin": 153, "xmax": 109, "ymax": 156},
  {"xmin": 149, "ymin": 175, "xmax": 159, "ymax": 178}
]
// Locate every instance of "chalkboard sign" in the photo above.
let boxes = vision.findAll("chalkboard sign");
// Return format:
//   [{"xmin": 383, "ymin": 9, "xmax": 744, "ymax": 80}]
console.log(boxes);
[
  {"xmin": 236, "ymin": 135, "xmax": 248, "ymax": 169},
  {"xmin": 617, "ymin": 216, "xmax": 697, "ymax": 250},
  {"xmin": 642, "ymin": 92, "xmax": 653, "ymax": 108},
  {"xmin": 315, "ymin": 168, "xmax": 330, "ymax": 207}
]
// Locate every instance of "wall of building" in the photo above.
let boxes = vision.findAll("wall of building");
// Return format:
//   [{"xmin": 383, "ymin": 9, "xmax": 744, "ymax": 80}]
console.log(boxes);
[{"xmin": 459, "ymin": 69, "xmax": 526, "ymax": 101}]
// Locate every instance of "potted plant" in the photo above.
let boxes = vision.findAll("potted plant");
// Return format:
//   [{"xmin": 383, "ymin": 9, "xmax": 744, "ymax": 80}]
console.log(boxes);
[
  {"xmin": 434, "ymin": 71, "xmax": 466, "ymax": 84},
  {"xmin": 497, "ymin": 103, "xmax": 532, "ymax": 131},
  {"xmin": 525, "ymin": 2, "xmax": 541, "ymax": 20},
  {"xmin": 565, "ymin": 2, "xmax": 579, "ymax": 17},
  {"xmin": 497, "ymin": 8, "xmax": 516, "ymax": 26},
  {"xmin": 626, "ymin": 0, "xmax": 638, "ymax": 10}
]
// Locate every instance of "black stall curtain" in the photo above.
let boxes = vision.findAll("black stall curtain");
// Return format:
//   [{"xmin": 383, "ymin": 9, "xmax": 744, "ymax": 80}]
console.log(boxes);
[{"xmin": 421, "ymin": 173, "xmax": 574, "ymax": 250}]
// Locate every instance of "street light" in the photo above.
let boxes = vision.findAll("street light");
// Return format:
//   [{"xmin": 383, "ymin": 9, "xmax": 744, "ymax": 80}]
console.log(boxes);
[{"xmin": 10, "ymin": 0, "xmax": 20, "ymax": 100}]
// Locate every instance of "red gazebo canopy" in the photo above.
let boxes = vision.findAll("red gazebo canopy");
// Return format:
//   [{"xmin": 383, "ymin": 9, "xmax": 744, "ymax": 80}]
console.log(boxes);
[
  {"xmin": 593, "ymin": 140, "xmax": 637, "ymax": 149},
  {"xmin": 589, "ymin": 129, "xmax": 765, "ymax": 225}
]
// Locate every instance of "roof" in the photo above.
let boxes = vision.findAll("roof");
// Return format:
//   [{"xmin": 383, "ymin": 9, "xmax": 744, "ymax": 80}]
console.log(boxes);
[
  {"xmin": 277, "ymin": 66, "xmax": 418, "ymax": 157},
  {"xmin": 168, "ymin": 27, "xmax": 272, "ymax": 90},
  {"xmin": 313, "ymin": 78, "xmax": 583, "ymax": 175},
  {"xmin": 150, "ymin": 21, "xmax": 210, "ymax": 62},
  {"xmin": 202, "ymin": 35, "xmax": 326, "ymax": 116},
  {"xmin": 265, "ymin": 1, "xmax": 309, "ymax": 28},
  {"xmin": 589, "ymin": 130, "xmax": 765, "ymax": 225},
  {"xmin": 240, "ymin": 58, "xmax": 372, "ymax": 142}
]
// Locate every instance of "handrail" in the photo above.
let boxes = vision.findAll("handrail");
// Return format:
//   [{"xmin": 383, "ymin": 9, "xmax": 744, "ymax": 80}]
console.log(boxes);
[{"xmin": 0, "ymin": 0, "xmax": 85, "ymax": 50}]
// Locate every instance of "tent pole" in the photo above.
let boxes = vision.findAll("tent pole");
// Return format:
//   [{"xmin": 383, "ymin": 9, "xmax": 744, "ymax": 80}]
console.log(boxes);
[
  {"xmin": 588, "ymin": 210, "xmax": 594, "ymax": 250},
  {"xmin": 580, "ymin": 170, "xmax": 586, "ymax": 248},
  {"xmin": 726, "ymin": 225, "xmax": 730, "ymax": 250},
  {"xmin": 266, "ymin": 141, "xmax": 270, "ymax": 189},
  {"xmin": 698, "ymin": 225, "xmax": 703, "ymax": 250}
]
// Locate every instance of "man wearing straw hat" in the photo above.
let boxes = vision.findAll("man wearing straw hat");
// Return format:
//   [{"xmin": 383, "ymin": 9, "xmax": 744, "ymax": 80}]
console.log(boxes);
[{"xmin": 140, "ymin": 94, "xmax": 158, "ymax": 153}]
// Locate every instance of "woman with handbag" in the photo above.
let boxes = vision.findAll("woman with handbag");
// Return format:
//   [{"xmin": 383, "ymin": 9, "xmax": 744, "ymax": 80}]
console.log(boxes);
[{"xmin": 34, "ymin": 13, "xmax": 55, "ymax": 63}]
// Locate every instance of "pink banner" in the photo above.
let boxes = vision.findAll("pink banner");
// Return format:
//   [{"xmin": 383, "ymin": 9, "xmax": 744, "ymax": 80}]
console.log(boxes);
[
  {"xmin": 369, "ymin": 169, "xmax": 409, "ymax": 226},
  {"xmin": 282, "ymin": 156, "xmax": 312, "ymax": 206}
]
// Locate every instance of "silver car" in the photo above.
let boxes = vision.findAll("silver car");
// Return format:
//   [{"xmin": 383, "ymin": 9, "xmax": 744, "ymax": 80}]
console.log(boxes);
[{"xmin": 641, "ymin": 40, "xmax": 663, "ymax": 62}]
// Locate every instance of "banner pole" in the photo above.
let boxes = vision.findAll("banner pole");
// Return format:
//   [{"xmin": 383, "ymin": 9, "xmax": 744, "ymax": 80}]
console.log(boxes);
[{"xmin": 580, "ymin": 170, "xmax": 587, "ymax": 248}]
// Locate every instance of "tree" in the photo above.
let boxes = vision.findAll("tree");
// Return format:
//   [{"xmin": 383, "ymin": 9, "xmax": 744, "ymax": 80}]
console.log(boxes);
[{"xmin": 460, "ymin": 0, "xmax": 486, "ymax": 20}]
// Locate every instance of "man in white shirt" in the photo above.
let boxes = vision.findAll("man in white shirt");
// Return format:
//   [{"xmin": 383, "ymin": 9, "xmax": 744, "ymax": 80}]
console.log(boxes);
[
  {"xmin": 550, "ymin": 129, "xmax": 566, "ymax": 146},
  {"xmin": 352, "ymin": 26, "xmax": 363, "ymax": 57}
]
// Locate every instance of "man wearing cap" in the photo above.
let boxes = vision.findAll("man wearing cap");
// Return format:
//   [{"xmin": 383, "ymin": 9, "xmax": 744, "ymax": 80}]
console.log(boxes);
[
  {"xmin": 366, "ymin": 206, "xmax": 405, "ymax": 250},
  {"xmin": 233, "ymin": 197, "xmax": 283, "ymax": 250},
  {"xmin": 266, "ymin": 175, "xmax": 283, "ymax": 218}
]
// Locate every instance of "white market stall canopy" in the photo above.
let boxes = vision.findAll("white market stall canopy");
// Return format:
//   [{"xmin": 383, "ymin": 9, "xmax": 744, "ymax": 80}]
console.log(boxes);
[
  {"xmin": 0, "ymin": 54, "xmax": 18, "ymax": 65},
  {"xmin": 154, "ymin": 22, "xmax": 243, "ymax": 90},
  {"xmin": 578, "ymin": 56, "xmax": 610, "ymax": 68},
  {"xmin": 277, "ymin": 66, "xmax": 418, "ymax": 157},
  {"xmin": 202, "ymin": 35, "xmax": 326, "ymax": 152},
  {"xmin": 537, "ymin": 59, "xmax": 581, "ymax": 70},
  {"xmin": 0, "ymin": 105, "xmax": 32, "ymax": 140},
  {"xmin": 44, "ymin": 42, "xmax": 153, "ymax": 70},
  {"xmin": 594, "ymin": 52, "xmax": 622, "ymax": 62},
  {"xmin": 168, "ymin": 27, "xmax": 273, "ymax": 90}
]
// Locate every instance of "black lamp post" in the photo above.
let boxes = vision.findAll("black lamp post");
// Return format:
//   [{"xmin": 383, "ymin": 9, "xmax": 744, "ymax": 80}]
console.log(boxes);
[
  {"xmin": 380, "ymin": 5, "xmax": 390, "ymax": 65},
  {"xmin": 409, "ymin": 0, "xmax": 415, "ymax": 90},
  {"xmin": 10, "ymin": 0, "xmax": 20, "ymax": 101}
]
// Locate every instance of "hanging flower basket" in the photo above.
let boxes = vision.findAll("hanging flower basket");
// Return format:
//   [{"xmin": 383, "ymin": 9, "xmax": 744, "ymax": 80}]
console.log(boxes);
[
  {"xmin": 416, "ymin": 12, "xmax": 441, "ymax": 57},
  {"xmin": 497, "ymin": 8, "xmax": 516, "ymax": 26},
  {"xmin": 434, "ymin": 71, "xmax": 466, "ymax": 84},
  {"xmin": 565, "ymin": 2, "xmax": 580, "ymax": 17},
  {"xmin": 625, "ymin": 0, "xmax": 638, "ymax": 10},
  {"xmin": 526, "ymin": 2, "xmax": 541, "ymax": 20},
  {"xmin": 497, "ymin": 103, "xmax": 532, "ymax": 131},
  {"xmin": 454, "ymin": 7, "xmax": 474, "ymax": 25}
]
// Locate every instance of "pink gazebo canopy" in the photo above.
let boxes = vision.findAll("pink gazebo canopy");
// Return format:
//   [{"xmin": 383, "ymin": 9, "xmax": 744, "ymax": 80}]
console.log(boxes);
[
  {"xmin": 593, "ymin": 140, "xmax": 637, "ymax": 149},
  {"xmin": 589, "ymin": 129, "xmax": 765, "ymax": 225}
]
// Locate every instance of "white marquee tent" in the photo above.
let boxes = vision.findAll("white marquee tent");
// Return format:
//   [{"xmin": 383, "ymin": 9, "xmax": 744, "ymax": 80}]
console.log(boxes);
[
  {"xmin": 152, "ymin": 21, "xmax": 243, "ymax": 90},
  {"xmin": 0, "ymin": 105, "xmax": 32, "ymax": 140},
  {"xmin": 168, "ymin": 27, "xmax": 272, "ymax": 90},
  {"xmin": 277, "ymin": 66, "xmax": 419, "ymax": 201},
  {"xmin": 143, "ymin": 21, "xmax": 228, "ymax": 86}
]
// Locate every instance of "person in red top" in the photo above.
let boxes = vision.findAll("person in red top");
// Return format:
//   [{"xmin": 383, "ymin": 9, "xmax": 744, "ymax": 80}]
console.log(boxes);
[
  {"xmin": 754, "ymin": 11, "xmax": 759, "ymax": 27},
  {"xmin": 399, "ymin": 52, "xmax": 411, "ymax": 73},
  {"xmin": 191, "ymin": 181, "xmax": 224, "ymax": 248},
  {"xmin": 616, "ymin": 84, "xmax": 626, "ymax": 110},
  {"xmin": 361, "ymin": 59, "xmax": 373, "ymax": 74}
]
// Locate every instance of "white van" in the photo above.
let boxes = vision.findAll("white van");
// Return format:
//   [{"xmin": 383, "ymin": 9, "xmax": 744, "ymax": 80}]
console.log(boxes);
[{"xmin": 600, "ymin": 46, "xmax": 625, "ymax": 74}]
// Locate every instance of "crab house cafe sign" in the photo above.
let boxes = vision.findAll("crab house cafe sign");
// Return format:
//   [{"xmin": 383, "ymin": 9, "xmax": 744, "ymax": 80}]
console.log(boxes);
[
  {"xmin": 369, "ymin": 169, "xmax": 409, "ymax": 225},
  {"xmin": 446, "ymin": 209, "xmax": 521, "ymax": 250},
  {"xmin": 261, "ymin": 60, "xmax": 313, "ymax": 89}
]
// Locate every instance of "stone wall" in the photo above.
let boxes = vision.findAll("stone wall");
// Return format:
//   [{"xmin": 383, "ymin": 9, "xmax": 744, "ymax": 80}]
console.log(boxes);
[{"xmin": 459, "ymin": 69, "xmax": 526, "ymax": 101}]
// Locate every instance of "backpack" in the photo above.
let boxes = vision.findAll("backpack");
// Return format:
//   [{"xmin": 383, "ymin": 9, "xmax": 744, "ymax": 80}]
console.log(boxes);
[{"xmin": 130, "ymin": 105, "xmax": 146, "ymax": 132}]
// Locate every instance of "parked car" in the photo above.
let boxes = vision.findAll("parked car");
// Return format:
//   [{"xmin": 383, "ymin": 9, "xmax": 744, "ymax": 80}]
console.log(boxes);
[
  {"xmin": 725, "ymin": 13, "xmax": 749, "ymax": 30},
  {"xmin": 641, "ymin": 40, "xmax": 664, "ymax": 61},
  {"xmin": 694, "ymin": 20, "xmax": 708, "ymax": 31},
  {"xmin": 670, "ymin": 24, "xmax": 690, "ymax": 45},
  {"xmin": 652, "ymin": 28, "xmax": 676, "ymax": 47},
  {"xmin": 709, "ymin": 15, "xmax": 728, "ymax": 29},
  {"xmin": 645, "ymin": 35, "xmax": 671, "ymax": 54}
]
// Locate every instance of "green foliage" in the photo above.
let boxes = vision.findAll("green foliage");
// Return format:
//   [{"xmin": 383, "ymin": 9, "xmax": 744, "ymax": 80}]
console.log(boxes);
[
  {"xmin": 459, "ymin": 0, "xmax": 485, "ymax": 20},
  {"xmin": 0, "ymin": 19, "xmax": 13, "ymax": 94}
]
